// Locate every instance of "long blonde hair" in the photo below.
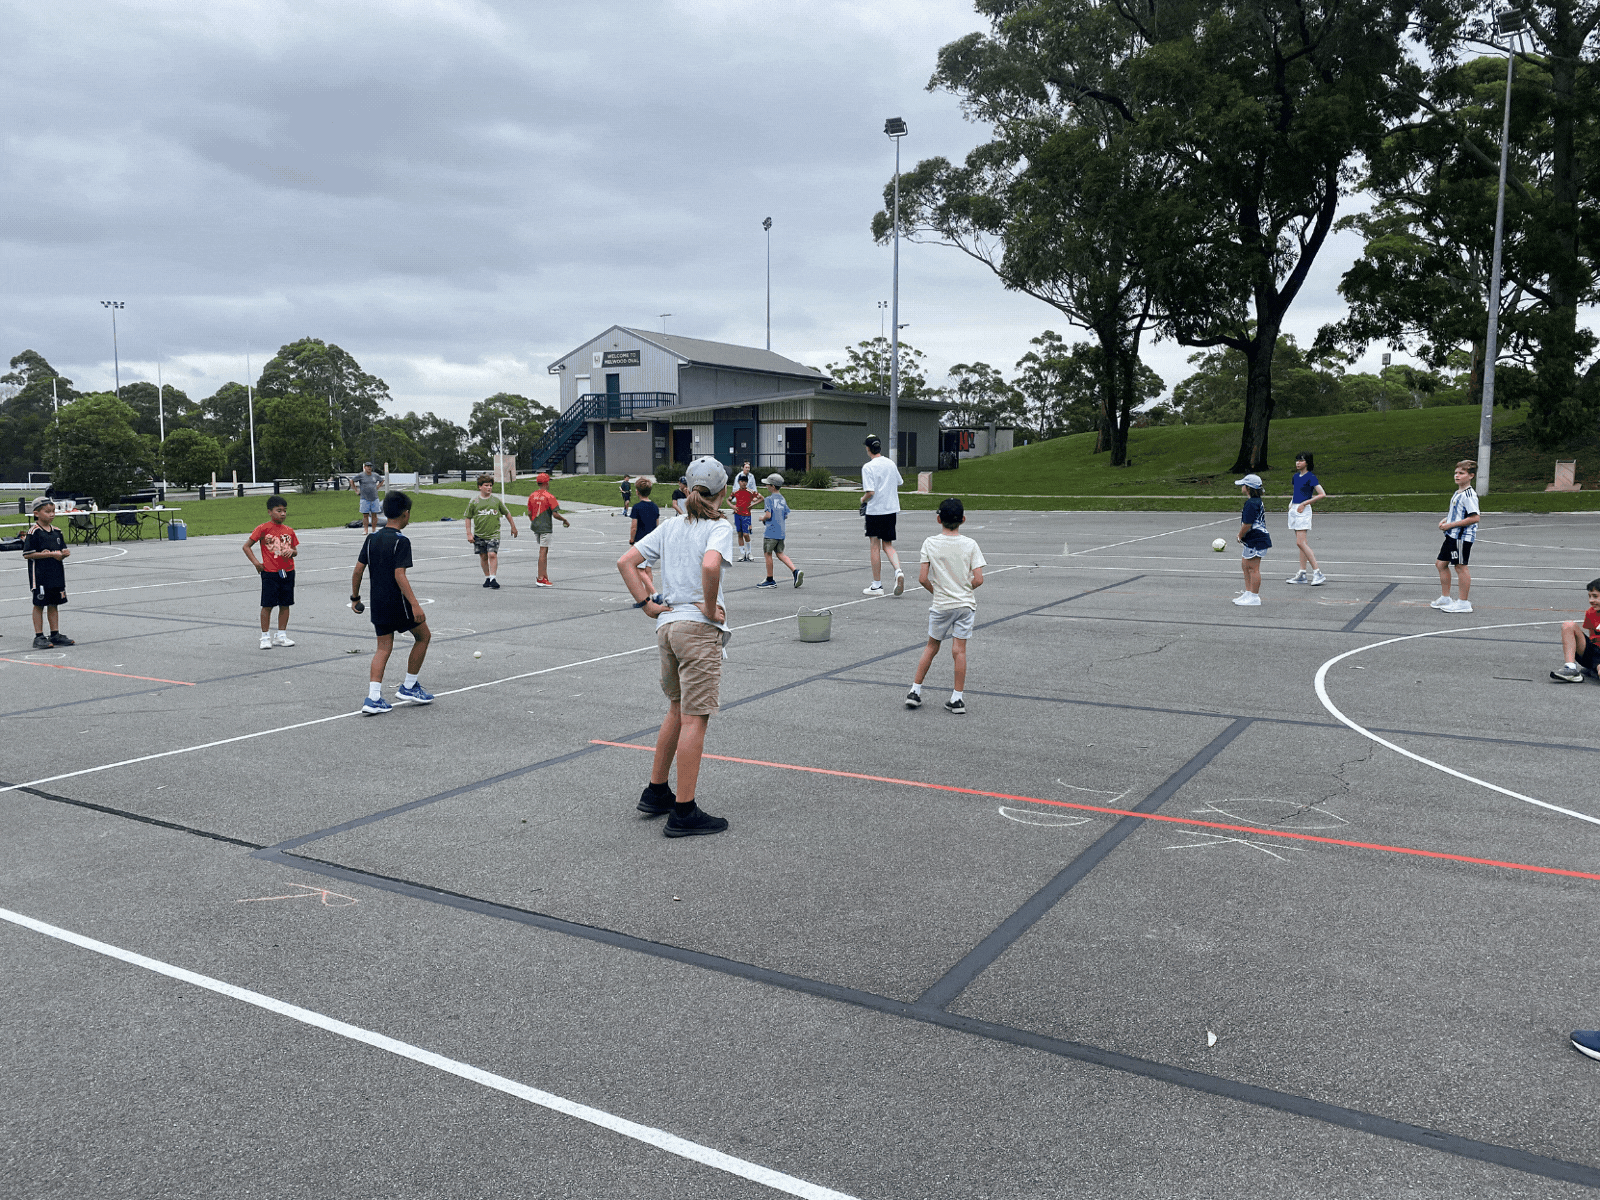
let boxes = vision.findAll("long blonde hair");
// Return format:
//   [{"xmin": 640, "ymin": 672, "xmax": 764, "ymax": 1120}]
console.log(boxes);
[{"xmin": 684, "ymin": 485, "xmax": 727, "ymax": 522}]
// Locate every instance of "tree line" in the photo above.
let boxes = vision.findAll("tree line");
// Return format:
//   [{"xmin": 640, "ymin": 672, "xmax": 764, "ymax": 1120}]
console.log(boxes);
[
  {"xmin": 870, "ymin": 0, "xmax": 1600, "ymax": 472},
  {"xmin": 0, "ymin": 340, "xmax": 557, "ymax": 503}
]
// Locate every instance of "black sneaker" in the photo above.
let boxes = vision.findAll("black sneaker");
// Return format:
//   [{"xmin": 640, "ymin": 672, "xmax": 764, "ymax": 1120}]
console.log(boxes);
[
  {"xmin": 755, "ymin": 579, "xmax": 778, "ymax": 589},
  {"xmin": 905, "ymin": 689, "xmax": 922, "ymax": 708},
  {"xmin": 944, "ymin": 698, "xmax": 966, "ymax": 715},
  {"xmin": 48, "ymin": 632, "xmax": 74, "ymax": 646},
  {"xmin": 637, "ymin": 782, "xmax": 676, "ymax": 817},
  {"xmin": 793, "ymin": 570, "xmax": 803, "ymax": 588},
  {"xmin": 488, "ymin": 579, "xmax": 501, "ymax": 590},
  {"xmin": 664, "ymin": 802, "xmax": 729, "ymax": 838},
  {"xmin": 482, "ymin": 578, "xmax": 493, "ymax": 588},
  {"xmin": 32, "ymin": 634, "xmax": 50, "ymax": 649}
]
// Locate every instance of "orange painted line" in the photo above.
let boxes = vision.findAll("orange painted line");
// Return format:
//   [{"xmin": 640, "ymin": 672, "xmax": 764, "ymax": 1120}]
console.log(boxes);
[
  {"xmin": 0, "ymin": 657, "xmax": 195, "ymax": 686},
  {"xmin": 589, "ymin": 739, "xmax": 1600, "ymax": 884}
]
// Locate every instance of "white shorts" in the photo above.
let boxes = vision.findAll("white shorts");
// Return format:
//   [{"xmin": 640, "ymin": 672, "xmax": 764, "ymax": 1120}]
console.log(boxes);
[
  {"xmin": 928, "ymin": 607, "xmax": 975, "ymax": 641},
  {"xmin": 1287, "ymin": 508, "xmax": 1313, "ymax": 531},
  {"xmin": 535, "ymin": 533, "xmax": 553, "ymax": 547}
]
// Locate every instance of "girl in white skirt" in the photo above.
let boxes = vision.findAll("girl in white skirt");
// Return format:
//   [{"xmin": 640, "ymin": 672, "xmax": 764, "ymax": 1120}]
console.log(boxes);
[{"xmin": 1286, "ymin": 452, "xmax": 1328, "ymax": 585}]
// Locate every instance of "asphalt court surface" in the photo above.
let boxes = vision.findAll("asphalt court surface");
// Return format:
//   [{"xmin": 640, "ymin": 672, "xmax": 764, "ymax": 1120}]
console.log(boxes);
[{"xmin": 4, "ymin": 503, "xmax": 1599, "ymax": 1197}]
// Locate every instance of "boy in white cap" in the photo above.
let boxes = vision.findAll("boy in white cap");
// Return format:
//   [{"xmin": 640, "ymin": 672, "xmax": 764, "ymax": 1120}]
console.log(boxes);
[{"xmin": 1233, "ymin": 473, "xmax": 1271, "ymax": 606}]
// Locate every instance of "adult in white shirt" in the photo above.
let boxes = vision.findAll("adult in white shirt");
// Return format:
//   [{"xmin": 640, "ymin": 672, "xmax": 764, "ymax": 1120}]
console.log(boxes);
[{"xmin": 859, "ymin": 435, "xmax": 905, "ymax": 596}]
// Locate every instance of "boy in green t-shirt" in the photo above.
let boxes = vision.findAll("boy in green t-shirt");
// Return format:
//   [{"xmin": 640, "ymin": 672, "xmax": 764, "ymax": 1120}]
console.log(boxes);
[{"xmin": 462, "ymin": 473, "xmax": 519, "ymax": 589}]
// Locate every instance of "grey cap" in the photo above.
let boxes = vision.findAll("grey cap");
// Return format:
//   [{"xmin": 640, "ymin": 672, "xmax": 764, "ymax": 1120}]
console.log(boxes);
[
  {"xmin": 1235, "ymin": 473, "xmax": 1264, "ymax": 490},
  {"xmin": 765, "ymin": 473, "xmax": 785, "ymax": 487},
  {"xmin": 684, "ymin": 456, "xmax": 729, "ymax": 495},
  {"xmin": 31, "ymin": 496, "xmax": 53, "ymax": 511}
]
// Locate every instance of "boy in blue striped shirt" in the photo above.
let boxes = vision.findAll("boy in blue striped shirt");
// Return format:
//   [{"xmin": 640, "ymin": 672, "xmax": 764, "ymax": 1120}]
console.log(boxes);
[{"xmin": 1432, "ymin": 460, "xmax": 1479, "ymax": 614}]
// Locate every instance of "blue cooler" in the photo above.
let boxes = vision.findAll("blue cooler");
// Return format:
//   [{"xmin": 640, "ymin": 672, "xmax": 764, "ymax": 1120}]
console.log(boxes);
[{"xmin": 168, "ymin": 519, "xmax": 187, "ymax": 541}]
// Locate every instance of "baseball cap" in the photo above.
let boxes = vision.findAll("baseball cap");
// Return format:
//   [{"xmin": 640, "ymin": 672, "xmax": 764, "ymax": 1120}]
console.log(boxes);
[
  {"xmin": 937, "ymin": 496, "xmax": 965, "ymax": 524},
  {"xmin": 1234, "ymin": 473, "xmax": 1264, "ymax": 489},
  {"xmin": 684, "ymin": 455, "xmax": 729, "ymax": 495},
  {"xmin": 31, "ymin": 496, "xmax": 53, "ymax": 511},
  {"xmin": 765, "ymin": 473, "xmax": 784, "ymax": 487},
  {"xmin": 864, "ymin": 434, "xmax": 882, "ymax": 453},
  {"xmin": 535, "ymin": 472, "xmax": 550, "ymax": 484}
]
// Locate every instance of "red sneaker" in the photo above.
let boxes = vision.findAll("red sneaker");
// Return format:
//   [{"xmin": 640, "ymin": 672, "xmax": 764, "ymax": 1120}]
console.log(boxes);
[{"xmin": 535, "ymin": 577, "xmax": 553, "ymax": 587}]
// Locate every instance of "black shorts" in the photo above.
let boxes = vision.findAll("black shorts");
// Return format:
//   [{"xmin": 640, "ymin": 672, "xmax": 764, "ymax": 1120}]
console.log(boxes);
[
  {"xmin": 1577, "ymin": 635, "xmax": 1600, "ymax": 672},
  {"xmin": 32, "ymin": 585, "xmax": 67, "ymax": 609},
  {"xmin": 372, "ymin": 606, "xmax": 420, "ymax": 639},
  {"xmin": 864, "ymin": 513, "xmax": 898, "ymax": 542},
  {"xmin": 1437, "ymin": 537, "xmax": 1472, "ymax": 566},
  {"xmin": 260, "ymin": 571, "xmax": 296, "ymax": 608}
]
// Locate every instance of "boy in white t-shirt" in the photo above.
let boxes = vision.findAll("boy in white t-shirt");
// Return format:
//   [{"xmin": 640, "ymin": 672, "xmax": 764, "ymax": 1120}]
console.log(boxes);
[
  {"xmin": 905, "ymin": 498, "xmax": 986, "ymax": 715},
  {"xmin": 860, "ymin": 434, "xmax": 906, "ymax": 596}
]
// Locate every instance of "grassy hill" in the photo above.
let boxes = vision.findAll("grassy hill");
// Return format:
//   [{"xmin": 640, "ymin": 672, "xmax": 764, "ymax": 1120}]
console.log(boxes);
[{"xmin": 930, "ymin": 405, "xmax": 1600, "ymax": 509}]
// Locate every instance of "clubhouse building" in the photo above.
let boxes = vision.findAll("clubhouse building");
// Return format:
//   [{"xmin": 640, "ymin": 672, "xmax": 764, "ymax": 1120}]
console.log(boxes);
[{"xmin": 541, "ymin": 327, "xmax": 944, "ymax": 477}]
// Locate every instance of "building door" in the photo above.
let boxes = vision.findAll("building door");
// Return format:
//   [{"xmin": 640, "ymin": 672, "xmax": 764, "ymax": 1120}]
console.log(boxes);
[
  {"xmin": 672, "ymin": 428, "xmax": 693, "ymax": 466},
  {"xmin": 605, "ymin": 373, "xmax": 621, "ymax": 418},
  {"xmin": 784, "ymin": 427, "xmax": 807, "ymax": 471},
  {"xmin": 896, "ymin": 430, "xmax": 916, "ymax": 470}
]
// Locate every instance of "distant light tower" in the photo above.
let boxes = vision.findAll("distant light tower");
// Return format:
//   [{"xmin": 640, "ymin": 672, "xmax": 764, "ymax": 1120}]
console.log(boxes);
[
  {"xmin": 497, "ymin": 416, "xmax": 511, "ymax": 499},
  {"xmin": 100, "ymin": 301, "xmax": 124, "ymax": 398},
  {"xmin": 763, "ymin": 217, "xmax": 773, "ymax": 351},
  {"xmin": 659, "ymin": 313, "xmax": 672, "ymax": 334},
  {"xmin": 1478, "ymin": 7, "xmax": 1524, "ymax": 497},
  {"xmin": 884, "ymin": 117, "xmax": 907, "ymax": 463},
  {"xmin": 878, "ymin": 300, "xmax": 888, "ymax": 340}
]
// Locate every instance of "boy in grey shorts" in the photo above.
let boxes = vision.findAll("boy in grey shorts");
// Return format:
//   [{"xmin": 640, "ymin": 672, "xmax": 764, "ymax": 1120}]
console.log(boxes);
[{"xmin": 905, "ymin": 498, "xmax": 986, "ymax": 715}]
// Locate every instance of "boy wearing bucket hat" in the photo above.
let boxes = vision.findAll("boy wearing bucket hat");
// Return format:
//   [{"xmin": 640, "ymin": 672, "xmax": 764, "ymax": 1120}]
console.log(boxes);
[
  {"xmin": 616, "ymin": 456, "xmax": 734, "ymax": 838},
  {"xmin": 756, "ymin": 474, "xmax": 802, "ymax": 589},
  {"xmin": 1233, "ymin": 473, "xmax": 1272, "ymax": 606}
]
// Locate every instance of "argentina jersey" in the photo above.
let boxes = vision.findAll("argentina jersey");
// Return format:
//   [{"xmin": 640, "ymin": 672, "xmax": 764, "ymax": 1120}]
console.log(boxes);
[{"xmin": 1448, "ymin": 487, "xmax": 1479, "ymax": 542}]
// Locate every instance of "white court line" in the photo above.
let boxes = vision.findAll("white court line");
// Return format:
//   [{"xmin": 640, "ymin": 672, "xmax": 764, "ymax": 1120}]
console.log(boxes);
[
  {"xmin": 1071, "ymin": 517, "xmax": 1235, "ymax": 556},
  {"xmin": 1312, "ymin": 621, "xmax": 1600, "ymax": 827},
  {"xmin": 1, "ymin": 575, "xmax": 976, "ymax": 794},
  {"xmin": 0, "ymin": 906, "xmax": 859, "ymax": 1200}
]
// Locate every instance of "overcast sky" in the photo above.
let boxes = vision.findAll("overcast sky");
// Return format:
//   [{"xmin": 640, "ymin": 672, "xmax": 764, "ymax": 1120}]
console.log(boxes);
[{"xmin": 3, "ymin": 0, "xmax": 1391, "ymax": 427}]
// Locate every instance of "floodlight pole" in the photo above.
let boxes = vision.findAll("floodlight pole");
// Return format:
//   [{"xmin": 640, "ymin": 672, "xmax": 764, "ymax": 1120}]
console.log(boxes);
[
  {"xmin": 763, "ymin": 217, "xmax": 773, "ymax": 351},
  {"xmin": 156, "ymin": 360, "xmax": 165, "ymax": 443},
  {"xmin": 246, "ymin": 350, "xmax": 258, "ymax": 485},
  {"xmin": 100, "ymin": 301, "xmax": 123, "ymax": 398},
  {"xmin": 885, "ymin": 117, "xmax": 907, "ymax": 465},
  {"xmin": 1479, "ymin": 11, "xmax": 1522, "ymax": 498}
]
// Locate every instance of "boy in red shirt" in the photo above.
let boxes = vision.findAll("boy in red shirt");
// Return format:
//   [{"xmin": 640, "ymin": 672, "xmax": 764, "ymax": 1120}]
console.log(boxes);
[
  {"xmin": 243, "ymin": 495, "xmax": 300, "ymax": 649},
  {"xmin": 525, "ymin": 472, "xmax": 571, "ymax": 586},
  {"xmin": 1551, "ymin": 577, "xmax": 1600, "ymax": 682},
  {"xmin": 731, "ymin": 479, "xmax": 757, "ymax": 562}
]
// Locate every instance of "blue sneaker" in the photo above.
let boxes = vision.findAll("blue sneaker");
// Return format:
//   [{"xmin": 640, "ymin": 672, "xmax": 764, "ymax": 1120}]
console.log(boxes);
[
  {"xmin": 362, "ymin": 696, "xmax": 392, "ymax": 716},
  {"xmin": 396, "ymin": 682, "xmax": 434, "ymax": 705},
  {"xmin": 755, "ymin": 579, "xmax": 778, "ymax": 589},
  {"xmin": 1574, "ymin": 1030, "xmax": 1600, "ymax": 1061}
]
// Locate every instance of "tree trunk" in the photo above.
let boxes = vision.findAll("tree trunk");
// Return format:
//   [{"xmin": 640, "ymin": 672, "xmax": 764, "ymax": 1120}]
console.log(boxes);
[{"xmin": 1230, "ymin": 327, "xmax": 1279, "ymax": 474}]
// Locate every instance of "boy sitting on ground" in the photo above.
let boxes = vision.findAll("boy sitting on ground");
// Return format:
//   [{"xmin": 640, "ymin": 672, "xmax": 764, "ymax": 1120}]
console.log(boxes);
[{"xmin": 1551, "ymin": 578, "xmax": 1600, "ymax": 683}]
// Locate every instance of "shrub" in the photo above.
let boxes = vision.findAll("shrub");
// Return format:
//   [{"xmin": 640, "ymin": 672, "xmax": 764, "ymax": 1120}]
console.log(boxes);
[
  {"xmin": 658, "ymin": 461, "xmax": 688, "ymax": 484},
  {"xmin": 801, "ymin": 465, "xmax": 833, "ymax": 489},
  {"xmin": 781, "ymin": 468, "xmax": 805, "ymax": 487}
]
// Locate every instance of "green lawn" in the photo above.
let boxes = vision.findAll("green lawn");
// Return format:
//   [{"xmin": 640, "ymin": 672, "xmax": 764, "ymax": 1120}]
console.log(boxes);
[{"xmin": 156, "ymin": 490, "xmax": 471, "ymax": 540}]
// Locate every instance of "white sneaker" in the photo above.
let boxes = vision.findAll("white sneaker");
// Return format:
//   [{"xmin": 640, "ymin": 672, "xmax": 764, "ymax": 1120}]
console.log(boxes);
[
  {"xmin": 273, "ymin": 631, "xmax": 295, "ymax": 646},
  {"xmin": 1309, "ymin": 570, "xmax": 1326, "ymax": 585},
  {"xmin": 1232, "ymin": 592, "xmax": 1261, "ymax": 606},
  {"xmin": 1446, "ymin": 599, "xmax": 1473, "ymax": 613},
  {"xmin": 893, "ymin": 572, "xmax": 905, "ymax": 597},
  {"xmin": 1286, "ymin": 570, "xmax": 1308, "ymax": 584},
  {"xmin": 259, "ymin": 633, "xmax": 272, "ymax": 649},
  {"xmin": 863, "ymin": 583, "xmax": 884, "ymax": 596},
  {"xmin": 1429, "ymin": 595, "xmax": 1452, "ymax": 609}
]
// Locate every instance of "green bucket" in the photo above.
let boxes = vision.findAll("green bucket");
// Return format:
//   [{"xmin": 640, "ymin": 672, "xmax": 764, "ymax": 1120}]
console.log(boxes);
[{"xmin": 796, "ymin": 607, "xmax": 832, "ymax": 642}]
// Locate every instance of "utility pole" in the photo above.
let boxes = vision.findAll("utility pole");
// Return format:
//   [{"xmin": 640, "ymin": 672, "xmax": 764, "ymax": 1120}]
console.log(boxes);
[
  {"xmin": 100, "ymin": 301, "xmax": 124, "ymax": 398},
  {"xmin": 246, "ymin": 350, "xmax": 258, "ymax": 485},
  {"xmin": 763, "ymin": 217, "xmax": 773, "ymax": 351},
  {"xmin": 883, "ymin": 118, "xmax": 907, "ymax": 464},
  {"xmin": 1479, "ymin": 8, "xmax": 1523, "ymax": 497}
]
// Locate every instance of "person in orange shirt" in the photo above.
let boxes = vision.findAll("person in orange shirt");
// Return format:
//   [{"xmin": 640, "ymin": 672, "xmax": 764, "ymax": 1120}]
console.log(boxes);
[{"xmin": 525, "ymin": 473, "xmax": 571, "ymax": 586}]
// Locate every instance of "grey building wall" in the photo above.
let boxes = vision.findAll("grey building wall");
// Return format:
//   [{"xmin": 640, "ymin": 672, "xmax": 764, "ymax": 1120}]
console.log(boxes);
[
  {"xmin": 679, "ymin": 366, "xmax": 816, "ymax": 408},
  {"xmin": 605, "ymin": 428, "xmax": 654, "ymax": 476},
  {"xmin": 553, "ymin": 329, "xmax": 680, "ymax": 410}
]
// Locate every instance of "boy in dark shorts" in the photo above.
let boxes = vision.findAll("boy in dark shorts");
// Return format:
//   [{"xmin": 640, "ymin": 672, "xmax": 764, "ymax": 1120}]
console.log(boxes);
[
  {"xmin": 244, "ymin": 494, "xmax": 300, "ymax": 649},
  {"xmin": 1432, "ymin": 460, "xmax": 1479, "ymax": 614},
  {"xmin": 23, "ymin": 497, "xmax": 72, "ymax": 649},
  {"xmin": 351, "ymin": 491, "xmax": 433, "ymax": 714},
  {"xmin": 1550, "ymin": 578, "xmax": 1600, "ymax": 682},
  {"xmin": 463, "ymin": 472, "xmax": 518, "ymax": 589},
  {"xmin": 619, "ymin": 474, "xmax": 632, "ymax": 515},
  {"xmin": 629, "ymin": 478, "xmax": 661, "ymax": 593}
]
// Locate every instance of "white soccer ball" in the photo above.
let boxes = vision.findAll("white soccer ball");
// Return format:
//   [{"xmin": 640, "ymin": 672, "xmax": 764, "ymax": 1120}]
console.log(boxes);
[
  {"xmin": 1212, "ymin": 538, "xmax": 1227, "ymax": 552},
  {"xmin": 473, "ymin": 651, "xmax": 482, "ymax": 659}
]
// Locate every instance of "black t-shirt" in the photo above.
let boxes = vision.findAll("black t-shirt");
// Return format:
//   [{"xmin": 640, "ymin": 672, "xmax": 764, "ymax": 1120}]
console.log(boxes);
[
  {"xmin": 358, "ymin": 527, "xmax": 414, "ymax": 622},
  {"xmin": 670, "ymin": 488, "xmax": 686, "ymax": 512},
  {"xmin": 630, "ymin": 500, "xmax": 660, "ymax": 542},
  {"xmin": 24, "ymin": 526, "xmax": 67, "ymax": 591}
]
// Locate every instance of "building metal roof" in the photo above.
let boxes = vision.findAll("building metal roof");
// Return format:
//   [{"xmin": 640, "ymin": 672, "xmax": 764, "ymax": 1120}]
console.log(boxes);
[
  {"xmin": 546, "ymin": 325, "xmax": 828, "ymax": 382},
  {"xmin": 658, "ymin": 386, "xmax": 947, "ymax": 422}
]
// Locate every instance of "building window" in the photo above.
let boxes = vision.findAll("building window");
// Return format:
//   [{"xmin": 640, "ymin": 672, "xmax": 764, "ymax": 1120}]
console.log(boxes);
[{"xmin": 609, "ymin": 422, "xmax": 646, "ymax": 433}]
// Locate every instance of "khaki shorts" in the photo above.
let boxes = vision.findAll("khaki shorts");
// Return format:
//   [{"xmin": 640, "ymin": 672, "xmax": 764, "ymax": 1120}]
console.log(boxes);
[
  {"xmin": 535, "ymin": 532, "xmax": 553, "ymax": 547},
  {"xmin": 657, "ymin": 620, "xmax": 723, "ymax": 716},
  {"xmin": 763, "ymin": 537, "xmax": 785, "ymax": 555}
]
